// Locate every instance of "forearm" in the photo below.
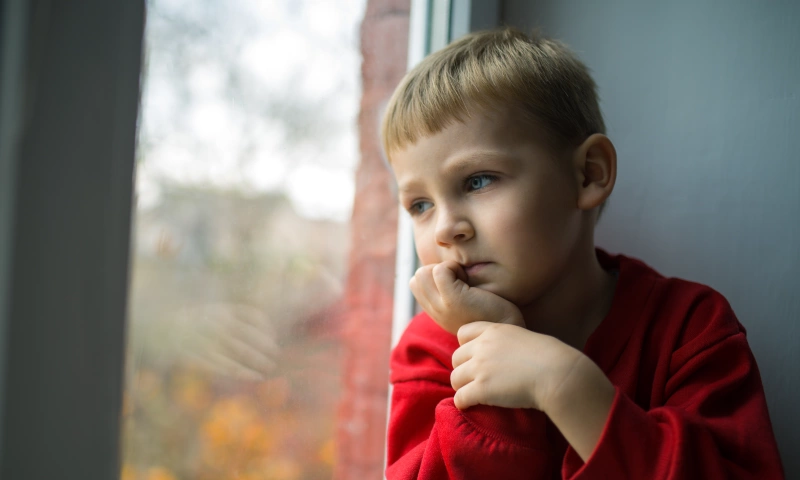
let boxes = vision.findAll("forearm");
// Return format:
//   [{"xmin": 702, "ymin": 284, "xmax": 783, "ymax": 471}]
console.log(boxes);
[
  {"xmin": 389, "ymin": 392, "xmax": 555, "ymax": 479},
  {"xmin": 543, "ymin": 355, "xmax": 615, "ymax": 462}
]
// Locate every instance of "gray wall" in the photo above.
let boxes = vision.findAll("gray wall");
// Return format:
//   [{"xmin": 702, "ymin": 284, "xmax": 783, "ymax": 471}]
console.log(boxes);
[{"xmin": 504, "ymin": 0, "xmax": 799, "ymax": 475}]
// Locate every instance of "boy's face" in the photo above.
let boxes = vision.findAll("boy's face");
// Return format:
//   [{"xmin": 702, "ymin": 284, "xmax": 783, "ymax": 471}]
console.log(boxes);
[{"xmin": 391, "ymin": 109, "xmax": 585, "ymax": 308}]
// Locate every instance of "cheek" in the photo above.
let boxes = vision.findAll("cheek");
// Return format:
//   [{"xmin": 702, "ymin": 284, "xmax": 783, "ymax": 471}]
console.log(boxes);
[
  {"xmin": 493, "ymin": 190, "xmax": 576, "ymax": 253},
  {"xmin": 413, "ymin": 227, "xmax": 438, "ymax": 266}
]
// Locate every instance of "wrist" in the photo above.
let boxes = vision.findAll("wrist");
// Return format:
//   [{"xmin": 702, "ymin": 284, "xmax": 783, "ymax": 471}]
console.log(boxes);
[
  {"xmin": 543, "ymin": 355, "xmax": 616, "ymax": 462},
  {"xmin": 544, "ymin": 354, "xmax": 611, "ymax": 415},
  {"xmin": 500, "ymin": 306, "xmax": 525, "ymax": 328}
]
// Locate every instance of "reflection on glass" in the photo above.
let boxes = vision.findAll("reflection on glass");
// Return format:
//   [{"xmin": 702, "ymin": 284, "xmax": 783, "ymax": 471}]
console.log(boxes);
[{"xmin": 122, "ymin": 1, "xmax": 365, "ymax": 478}]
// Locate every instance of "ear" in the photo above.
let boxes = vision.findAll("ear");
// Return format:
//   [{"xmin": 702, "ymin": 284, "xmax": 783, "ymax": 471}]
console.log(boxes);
[{"xmin": 572, "ymin": 134, "xmax": 617, "ymax": 211}]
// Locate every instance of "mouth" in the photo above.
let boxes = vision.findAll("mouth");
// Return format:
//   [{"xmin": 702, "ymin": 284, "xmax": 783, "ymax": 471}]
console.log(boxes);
[{"xmin": 461, "ymin": 262, "xmax": 491, "ymax": 278}]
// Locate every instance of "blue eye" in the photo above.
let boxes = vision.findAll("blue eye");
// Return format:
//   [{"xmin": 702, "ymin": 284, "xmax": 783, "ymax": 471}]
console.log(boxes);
[
  {"xmin": 467, "ymin": 174, "xmax": 495, "ymax": 191},
  {"xmin": 410, "ymin": 201, "xmax": 432, "ymax": 215}
]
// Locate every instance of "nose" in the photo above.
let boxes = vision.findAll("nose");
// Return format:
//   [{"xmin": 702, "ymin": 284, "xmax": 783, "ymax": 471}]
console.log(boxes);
[{"xmin": 434, "ymin": 206, "xmax": 474, "ymax": 247}]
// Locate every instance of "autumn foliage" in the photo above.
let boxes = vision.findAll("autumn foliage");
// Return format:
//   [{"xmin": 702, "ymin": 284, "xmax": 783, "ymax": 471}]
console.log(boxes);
[{"xmin": 121, "ymin": 188, "xmax": 348, "ymax": 480}]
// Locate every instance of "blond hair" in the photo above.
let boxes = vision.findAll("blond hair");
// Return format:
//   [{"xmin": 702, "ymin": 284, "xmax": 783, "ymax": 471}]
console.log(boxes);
[{"xmin": 381, "ymin": 27, "xmax": 605, "ymax": 161}]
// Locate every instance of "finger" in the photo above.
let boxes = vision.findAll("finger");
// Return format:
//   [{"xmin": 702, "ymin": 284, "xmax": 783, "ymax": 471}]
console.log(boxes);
[
  {"xmin": 453, "ymin": 381, "xmax": 480, "ymax": 410},
  {"xmin": 438, "ymin": 260, "xmax": 468, "ymax": 283},
  {"xmin": 431, "ymin": 262, "xmax": 466, "ymax": 300},
  {"xmin": 431, "ymin": 264, "xmax": 455, "ymax": 302},
  {"xmin": 450, "ymin": 260, "xmax": 468, "ymax": 284},
  {"xmin": 457, "ymin": 321, "xmax": 494, "ymax": 346},
  {"xmin": 415, "ymin": 265, "xmax": 438, "ymax": 290},
  {"xmin": 414, "ymin": 265, "xmax": 442, "ymax": 309},
  {"xmin": 409, "ymin": 274, "xmax": 434, "ymax": 314},
  {"xmin": 408, "ymin": 274, "xmax": 423, "ymax": 303},
  {"xmin": 451, "ymin": 342, "xmax": 473, "ymax": 369},
  {"xmin": 449, "ymin": 362, "xmax": 473, "ymax": 390}
]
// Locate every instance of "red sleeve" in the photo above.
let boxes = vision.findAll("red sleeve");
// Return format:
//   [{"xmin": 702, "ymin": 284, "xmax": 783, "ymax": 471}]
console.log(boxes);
[
  {"xmin": 386, "ymin": 314, "xmax": 556, "ymax": 480},
  {"xmin": 563, "ymin": 295, "xmax": 785, "ymax": 479}
]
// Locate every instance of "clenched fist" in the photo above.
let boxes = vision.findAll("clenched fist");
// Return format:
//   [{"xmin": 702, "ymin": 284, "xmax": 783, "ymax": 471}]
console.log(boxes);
[{"xmin": 409, "ymin": 260, "xmax": 524, "ymax": 335}]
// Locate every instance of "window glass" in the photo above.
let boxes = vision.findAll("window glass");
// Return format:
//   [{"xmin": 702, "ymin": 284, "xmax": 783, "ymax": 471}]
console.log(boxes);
[{"xmin": 121, "ymin": 1, "xmax": 365, "ymax": 479}]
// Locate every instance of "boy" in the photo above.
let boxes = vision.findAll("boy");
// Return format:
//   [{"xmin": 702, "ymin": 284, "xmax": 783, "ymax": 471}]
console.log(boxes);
[{"xmin": 381, "ymin": 28, "xmax": 784, "ymax": 479}]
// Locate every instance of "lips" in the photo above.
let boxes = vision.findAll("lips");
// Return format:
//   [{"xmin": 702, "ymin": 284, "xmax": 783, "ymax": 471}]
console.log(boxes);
[{"xmin": 462, "ymin": 262, "xmax": 491, "ymax": 277}]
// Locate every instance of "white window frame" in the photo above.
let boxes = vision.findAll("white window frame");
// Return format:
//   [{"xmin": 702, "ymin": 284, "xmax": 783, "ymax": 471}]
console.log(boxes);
[
  {"xmin": 391, "ymin": 0, "xmax": 502, "ymax": 347},
  {"xmin": 385, "ymin": 1, "xmax": 501, "ymax": 476}
]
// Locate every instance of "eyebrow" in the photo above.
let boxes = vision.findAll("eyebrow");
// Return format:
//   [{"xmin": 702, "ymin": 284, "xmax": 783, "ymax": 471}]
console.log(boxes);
[
  {"xmin": 396, "ymin": 151, "xmax": 515, "ymax": 195},
  {"xmin": 440, "ymin": 150, "xmax": 516, "ymax": 175},
  {"xmin": 397, "ymin": 180, "xmax": 423, "ymax": 196}
]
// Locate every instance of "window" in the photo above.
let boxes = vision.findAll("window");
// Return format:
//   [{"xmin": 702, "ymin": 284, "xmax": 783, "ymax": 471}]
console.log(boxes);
[
  {"xmin": 122, "ymin": 1, "xmax": 366, "ymax": 478},
  {"xmin": 0, "ymin": 0, "xmax": 451, "ymax": 478}
]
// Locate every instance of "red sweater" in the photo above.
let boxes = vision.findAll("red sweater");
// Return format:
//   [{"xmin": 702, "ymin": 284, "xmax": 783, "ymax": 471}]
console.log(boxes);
[{"xmin": 386, "ymin": 251, "xmax": 784, "ymax": 479}]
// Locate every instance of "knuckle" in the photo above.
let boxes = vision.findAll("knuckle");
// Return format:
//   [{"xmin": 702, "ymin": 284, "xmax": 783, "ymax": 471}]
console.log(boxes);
[
  {"xmin": 471, "ymin": 378, "xmax": 485, "ymax": 397},
  {"xmin": 472, "ymin": 354, "xmax": 486, "ymax": 369},
  {"xmin": 486, "ymin": 323, "xmax": 508, "ymax": 338}
]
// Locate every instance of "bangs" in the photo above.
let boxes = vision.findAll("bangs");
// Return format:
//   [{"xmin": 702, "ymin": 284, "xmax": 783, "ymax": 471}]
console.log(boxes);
[{"xmin": 381, "ymin": 28, "xmax": 604, "ymax": 161}]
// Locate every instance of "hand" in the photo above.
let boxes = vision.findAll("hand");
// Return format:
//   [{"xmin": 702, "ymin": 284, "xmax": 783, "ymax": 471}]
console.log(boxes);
[
  {"xmin": 450, "ymin": 321, "xmax": 589, "ymax": 412},
  {"xmin": 409, "ymin": 260, "xmax": 524, "ymax": 334}
]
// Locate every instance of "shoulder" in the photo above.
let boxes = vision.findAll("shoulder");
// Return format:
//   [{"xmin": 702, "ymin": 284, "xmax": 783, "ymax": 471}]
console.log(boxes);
[
  {"xmin": 609, "ymin": 250, "xmax": 745, "ymax": 356},
  {"xmin": 653, "ymin": 275, "xmax": 746, "ymax": 372},
  {"xmin": 390, "ymin": 312, "xmax": 460, "ymax": 385}
]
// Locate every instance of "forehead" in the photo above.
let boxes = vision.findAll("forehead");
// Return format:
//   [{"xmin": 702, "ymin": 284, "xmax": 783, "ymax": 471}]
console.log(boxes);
[
  {"xmin": 407, "ymin": 109, "xmax": 524, "ymax": 154},
  {"xmin": 390, "ymin": 109, "xmax": 549, "ymax": 187}
]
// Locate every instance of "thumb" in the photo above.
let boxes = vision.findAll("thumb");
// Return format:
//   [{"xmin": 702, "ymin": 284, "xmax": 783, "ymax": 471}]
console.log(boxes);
[{"xmin": 462, "ymin": 287, "xmax": 526, "ymax": 328}]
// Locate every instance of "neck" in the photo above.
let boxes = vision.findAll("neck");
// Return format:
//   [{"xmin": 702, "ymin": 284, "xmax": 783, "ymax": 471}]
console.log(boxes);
[{"xmin": 519, "ymin": 240, "xmax": 616, "ymax": 351}]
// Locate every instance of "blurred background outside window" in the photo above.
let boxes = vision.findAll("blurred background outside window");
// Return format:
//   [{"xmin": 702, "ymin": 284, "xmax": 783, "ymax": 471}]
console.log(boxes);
[{"xmin": 121, "ymin": 1, "xmax": 366, "ymax": 479}]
